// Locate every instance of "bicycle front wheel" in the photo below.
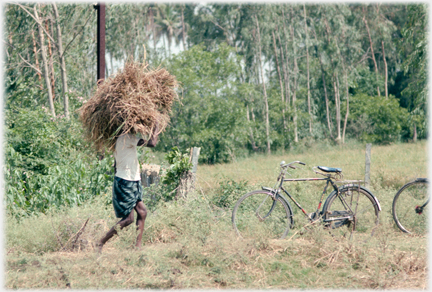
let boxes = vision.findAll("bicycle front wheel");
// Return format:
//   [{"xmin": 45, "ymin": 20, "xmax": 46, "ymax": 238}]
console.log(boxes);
[
  {"xmin": 232, "ymin": 190, "xmax": 293, "ymax": 239},
  {"xmin": 323, "ymin": 186, "xmax": 380, "ymax": 237},
  {"xmin": 392, "ymin": 179, "xmax": 428, "ymax": 235}
]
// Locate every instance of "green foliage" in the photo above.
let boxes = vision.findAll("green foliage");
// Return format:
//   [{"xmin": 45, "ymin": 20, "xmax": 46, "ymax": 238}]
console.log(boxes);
[
  {"xmin": 161, "ymin": 147, "xmax": 192, "ymax": 200},
  {"xmin": 347, "ymin": 94, "xmax": 409, "ymax": 144},
  {"xmin": 159, "ymin": 43, "xmax": 251, "ymax": 163},
  {"xmin": 5, "ymin": 107, "xmax": 84, "ymax": 174},
  {"xmin": 4, "ymin": 107, "xmax": 113, "ymax": 218},
  {"xmin": 400, "ymin": 4, "xmax": 428, "ymax": 139},
  {"xmin": 212, "ymin": 178, "xmax": 249, "ymax": 209}
]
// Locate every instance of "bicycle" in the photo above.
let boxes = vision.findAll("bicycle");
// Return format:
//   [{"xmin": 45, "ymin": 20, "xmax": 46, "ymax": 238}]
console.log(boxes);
[
  {"xmin": 392, "ymin": 178, "xmax": 429, "ymax": 235},
  {"xmin": 232, "ymin": 160, "xmax": 381, "ymax": 240}
]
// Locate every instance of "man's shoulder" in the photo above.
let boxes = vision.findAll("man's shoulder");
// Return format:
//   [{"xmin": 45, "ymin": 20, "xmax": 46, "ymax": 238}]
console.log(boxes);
[{"xmin": 116, "ymin": 133, "xmax": 139, "ymax": 147}]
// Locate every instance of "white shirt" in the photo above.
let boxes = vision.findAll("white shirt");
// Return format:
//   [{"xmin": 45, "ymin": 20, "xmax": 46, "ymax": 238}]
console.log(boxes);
[{"xmin": 114, "ymin": 133, "xmax": 141, "ymax": 181}]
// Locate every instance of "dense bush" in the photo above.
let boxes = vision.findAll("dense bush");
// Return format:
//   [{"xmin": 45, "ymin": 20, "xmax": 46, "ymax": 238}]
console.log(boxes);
[
  {"xmin": 346, "ymin": 94, "xmax": 410, "ymax": 144},
  {"xmin": 4, "ymin": 107, "xmax": 114, "ymax": 218},
  {"xmin": 157, "ymin": 44, "xmax": 251, "ymax": 164}
]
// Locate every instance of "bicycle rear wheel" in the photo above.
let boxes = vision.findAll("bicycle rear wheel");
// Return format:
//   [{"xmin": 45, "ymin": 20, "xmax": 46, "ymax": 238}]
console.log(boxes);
[
  {"xmin": 232, "ymin": 190, "xmax": 293, "ymax": 239},
  {"xmin": 392, "ymin": 179, "xmax": 428, "ymax": 235},
  {"xmin": 322, "ymin": 186, "xmax": 380, "ymax": 237}
]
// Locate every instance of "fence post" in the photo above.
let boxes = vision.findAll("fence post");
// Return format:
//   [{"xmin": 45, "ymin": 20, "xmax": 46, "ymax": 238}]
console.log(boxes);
[
  {"xmin": 191, "ymin": 147, "xmax": 200, "ymax": 174},
  {"xmin": 365, "ymin": 143, "xmax": 372, "ymax": 188}
]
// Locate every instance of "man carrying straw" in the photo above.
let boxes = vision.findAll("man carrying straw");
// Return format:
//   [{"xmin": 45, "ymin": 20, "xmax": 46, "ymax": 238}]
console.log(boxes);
[
  {"xmin": 97, "ymin": 125, "xmax": 159, "ymax": 251},
  {"xmin": 78, "ymin": 61, "xmax": 178, "ymax": 251}
]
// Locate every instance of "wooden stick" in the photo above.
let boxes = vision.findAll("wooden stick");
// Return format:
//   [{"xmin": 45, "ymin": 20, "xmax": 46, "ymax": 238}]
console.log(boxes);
[{"xmin": 60, "ymin": 217, "xmax": 90, "ymax": 251}]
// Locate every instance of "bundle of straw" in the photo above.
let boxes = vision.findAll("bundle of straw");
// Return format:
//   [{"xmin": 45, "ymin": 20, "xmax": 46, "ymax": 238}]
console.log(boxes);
[{"xmin": 79, "ymin": 61, "xmax": 178, "ymax": 152}]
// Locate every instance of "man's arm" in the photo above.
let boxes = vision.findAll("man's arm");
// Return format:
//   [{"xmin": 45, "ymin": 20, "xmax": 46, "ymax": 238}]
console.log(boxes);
[{"xmin": 137, "ymin": 124, "xmax": 159, "ymax": 148}]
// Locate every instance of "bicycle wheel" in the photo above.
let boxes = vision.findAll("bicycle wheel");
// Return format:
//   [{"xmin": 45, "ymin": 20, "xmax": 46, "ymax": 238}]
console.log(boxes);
[
  {"xmin": 392, "ymin": 179, "xmax": 428, "ymax": 235},
  {"xmin": 232, "ymin": 190, "xmax": 293, "ymax": 239},
  {"xmin": 322, "ymin": 186, "xmax": 380, "ymax": 237}
]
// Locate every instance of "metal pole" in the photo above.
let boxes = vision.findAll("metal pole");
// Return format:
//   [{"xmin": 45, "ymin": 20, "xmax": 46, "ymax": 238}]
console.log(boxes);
[{"xmin": 95, "ymin": 3, "xmax": 105, "ymax": 83}]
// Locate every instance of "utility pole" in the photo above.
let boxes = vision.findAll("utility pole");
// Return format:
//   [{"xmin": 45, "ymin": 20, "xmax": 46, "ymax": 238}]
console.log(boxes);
[
  {"xmin": 94, "ymin": 3, "xmax": 105, "ymax": 83},
  {"xmin": 94, "ymin": 3, "xmax": 106, "ymax": 161}
]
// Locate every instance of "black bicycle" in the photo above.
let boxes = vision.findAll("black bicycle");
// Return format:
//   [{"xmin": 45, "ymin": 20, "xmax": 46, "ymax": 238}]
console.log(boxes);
[
  {"xmin": 392, "ymin": 178, "xmax": 428, "ymax": 235},
  {"xmin": 232, "ymin": 160, "xmax": 381, "ymax": 239}
]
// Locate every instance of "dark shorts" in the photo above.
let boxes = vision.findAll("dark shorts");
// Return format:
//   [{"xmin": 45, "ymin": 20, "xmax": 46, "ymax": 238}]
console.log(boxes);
[{"xmin": 112, "ymin": 176, "xmax": 143, "ymax": 219}]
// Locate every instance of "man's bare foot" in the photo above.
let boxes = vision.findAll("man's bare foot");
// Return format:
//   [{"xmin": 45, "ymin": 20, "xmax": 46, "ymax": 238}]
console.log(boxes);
[{"xmin": 95, "ymin": 242, "xmax": 103, "ymax": 253}]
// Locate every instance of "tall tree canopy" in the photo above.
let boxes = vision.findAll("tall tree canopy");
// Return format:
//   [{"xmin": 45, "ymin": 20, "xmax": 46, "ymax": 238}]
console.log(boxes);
[{"xmin": 4, "ymin": 3, "xmax": 427, "ymax": 164}]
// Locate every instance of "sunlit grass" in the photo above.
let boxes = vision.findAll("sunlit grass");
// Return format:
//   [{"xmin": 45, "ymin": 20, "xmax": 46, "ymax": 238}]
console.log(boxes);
[{"xmin": 5, "ymin": 140, "xmax": 428, "ymax": 289}]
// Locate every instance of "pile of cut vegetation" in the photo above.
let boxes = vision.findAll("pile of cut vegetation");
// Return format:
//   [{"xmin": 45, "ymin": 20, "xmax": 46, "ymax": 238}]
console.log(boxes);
[{"xmin": 79, "ymin": 61, "xmax": 178, "ymax": 152}]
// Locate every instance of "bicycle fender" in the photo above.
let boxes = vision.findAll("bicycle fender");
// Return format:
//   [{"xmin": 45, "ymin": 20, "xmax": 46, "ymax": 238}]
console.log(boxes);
[
  {"xmin": 261, "ymin": 187, "xmax": 295, "ymax": 226},
  {"xmin": 350, "ymin": 185, "xmax": 382, "ymax": 211}
]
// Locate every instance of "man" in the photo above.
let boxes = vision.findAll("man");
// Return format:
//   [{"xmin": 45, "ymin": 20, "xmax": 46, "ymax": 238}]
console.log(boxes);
[{"xmin": 97, "ymin": 125, "xmax": 159, "ymax": 251}]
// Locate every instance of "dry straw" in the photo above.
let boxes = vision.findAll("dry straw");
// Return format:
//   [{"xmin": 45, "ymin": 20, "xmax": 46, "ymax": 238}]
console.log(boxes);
[{"xmin": 79, "ymin": 61, "xmax": 178, "ymax": 152}]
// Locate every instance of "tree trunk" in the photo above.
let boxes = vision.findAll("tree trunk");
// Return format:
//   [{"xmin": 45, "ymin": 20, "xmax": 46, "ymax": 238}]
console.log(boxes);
[
  {"xmin": 181, "ymin": 5, "xmax": 187, "ymax": 50},
  {"xmin": 281, "ymin": 9, "xmax": 291, "ymax": 110},
  {"xmin": 321, "ymin": 60, "xmax": 333, "ymax": 138},
  {"xmin": 323, "ymin": 16, "xmax": 340, "ymax": 142},
  {"xmin": 246, "ymin": 104, "xmax": 258, "ymax": 151},
  {"xmin": 31, "ymin": 29, "xmax": 42, "ymax": 86},
  {"xmin": 363, "ymin": 12, "xmax": 380, "ymax": 96},
  {"xmin": 290, "ymin": 20, "xmax": 299, "ymax": 143},
  {"xmin": 381, "ymin": 40, "xmax": 388, "ymax": 98},
  {"xmin": 272, "ymin": 30, "xmax": 286, "ymax": 129},
  {"xmin": 45, "ymin": 19, "xmax": 55, "ymax": 101},
  {"xmin": 276, "ymin": 30, "xmax": 290, "ymax": 126},
  {"xmin": 342, "ymin": 69, "xmax": 349, "ymax": 144},
  {"xmin": 311, "ymin": 24, "xmax": 333, "ymax": 138},
  {"xmin": 303, "ymin": 4, "xmax": 312, "ymax": 134},
  {"xmin": 333, "ymin": 31, "xmax": 349, "ymax": 144},
  {"xmin": 254, "ymin": 15, "xmax": 271, "ymax": 154},
  {"xmin": 335, "ymin": 73, "xmax": 341, "ymax": 142},
  {"xmin": 52, "ymin": 3, "xmax": 69, "ymax": 119},
  {"xmin": 35, "ymin": 4, "xmax": 55, "ymax": 117}
]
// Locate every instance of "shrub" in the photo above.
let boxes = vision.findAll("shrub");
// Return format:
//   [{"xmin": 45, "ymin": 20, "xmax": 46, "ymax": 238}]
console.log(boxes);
[
  {"xmin": 161, "ymin": 147, "xmax": 192, "ymax": 200},
  {"xmin": 346, "ymin": 94, "xmax": 409, "ymax": 144},
  {"xmin": 211, "ymin": 178, "xmax": 248, "ymax": 209},
  {"xmin": 4, "ymin": 107, "xmax": 114, "ymax": 218}
]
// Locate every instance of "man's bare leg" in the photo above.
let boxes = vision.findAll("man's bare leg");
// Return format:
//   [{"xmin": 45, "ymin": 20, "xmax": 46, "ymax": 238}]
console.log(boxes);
[
  {"xmin": 97, "ymin": 211, "xmax": 134, "ymax": 252},
  {"xmin": 134, "ymin": 201, "xmax": 147, "ymax": 248}
]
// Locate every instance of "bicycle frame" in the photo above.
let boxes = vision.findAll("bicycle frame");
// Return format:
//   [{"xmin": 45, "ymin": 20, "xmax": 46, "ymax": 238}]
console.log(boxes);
[
  {"xmin": 280, "ymin": 177, "xmax": 337, "ymax": 219},
  {"xmin": 267, "ymin": 161, "xmax": 360, "ymax": 223}
]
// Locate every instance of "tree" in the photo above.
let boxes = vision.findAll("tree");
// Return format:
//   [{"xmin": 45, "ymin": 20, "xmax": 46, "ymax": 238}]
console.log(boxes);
[
  {"xmin": 52, "ymin": 3, "xmax": 69, "ymax": 119},
  {"xmin": 401, "ymin": 4, "xmax": 428, "ymax": 140}
]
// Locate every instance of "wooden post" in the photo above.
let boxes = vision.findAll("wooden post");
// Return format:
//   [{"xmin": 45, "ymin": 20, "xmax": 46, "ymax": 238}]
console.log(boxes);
[
  {"xmin": 141, "ymin": 164, "xmax": 161, "ymax": 203},
  {"xmin": 141, "ymin": 164, "xmax": 161, "ymax": 187},
  {"xmin": 365, "ymin": 143, "xmax": 372, "ymax": 188}
]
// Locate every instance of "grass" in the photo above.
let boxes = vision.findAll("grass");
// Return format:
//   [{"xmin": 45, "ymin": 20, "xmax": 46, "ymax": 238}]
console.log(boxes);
[{"xmin": 5, "ymin": 140, "xmax": 428, "ymax": 289}]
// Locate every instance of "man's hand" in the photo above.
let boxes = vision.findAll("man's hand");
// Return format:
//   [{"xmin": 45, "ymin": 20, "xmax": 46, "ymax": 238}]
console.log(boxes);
[
  {"xmin": 147, "ymin": 123, "xmax": 159, "ymax": 147},
  {"xmin": 137, "ymin": 123, "xmax": 159, "ymax": 148}
]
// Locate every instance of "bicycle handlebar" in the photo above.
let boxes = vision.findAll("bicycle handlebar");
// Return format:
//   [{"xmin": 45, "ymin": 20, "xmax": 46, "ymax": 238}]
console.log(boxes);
[{"xmin": 280, "ymin": 160, "xmax": 306, "ymax": 169}]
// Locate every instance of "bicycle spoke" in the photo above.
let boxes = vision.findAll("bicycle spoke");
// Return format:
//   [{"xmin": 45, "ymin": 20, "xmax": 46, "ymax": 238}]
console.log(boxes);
[
  {"xmin": 323, "ymin": 186, "xmax": 379, "ymax": 239},
  {"xmin": 232, "ymin": 191, "xmax": 292, "ymax": 239},
  {"xmin": 393, "ymin": 180, "xmax": 428, "ymax": 235}
]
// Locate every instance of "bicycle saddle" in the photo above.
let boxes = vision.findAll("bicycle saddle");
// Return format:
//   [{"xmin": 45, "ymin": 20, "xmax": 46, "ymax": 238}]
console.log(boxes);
[{"xmin": 318, "ymin": 166, "xmax": 342, "ymax": 173}]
